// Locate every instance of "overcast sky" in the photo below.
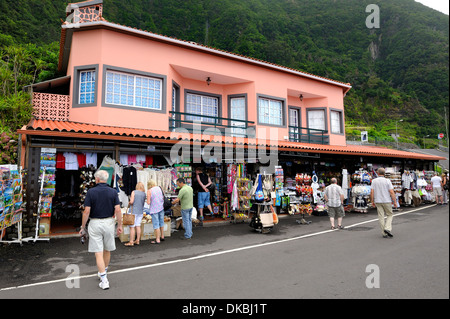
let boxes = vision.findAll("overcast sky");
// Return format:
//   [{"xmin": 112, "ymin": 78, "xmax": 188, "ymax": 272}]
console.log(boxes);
[{"xmin": 415, "ymin": 0, "xmax": 449, "ymax": 15}]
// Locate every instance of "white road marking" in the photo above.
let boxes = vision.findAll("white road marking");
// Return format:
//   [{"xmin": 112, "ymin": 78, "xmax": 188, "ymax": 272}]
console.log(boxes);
[{"xmin": 0, "ymin": 204, "xmax": 436, "ymax": 292}]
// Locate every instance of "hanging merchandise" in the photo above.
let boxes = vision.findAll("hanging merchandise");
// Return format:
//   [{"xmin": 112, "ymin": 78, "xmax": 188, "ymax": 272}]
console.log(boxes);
[
  {"xmin": 254, "ymin": 174, "xmax": 264, "ymax": 202},
  {"xmin": 385, "ymin": 169, "xmax": 402, "ymax": 210},
  {"xmin": 37, "ymin": 149, "xmax": 57, "ymax": 237},
  {"xmin": 311, "ymin": 173, "xmax": 320, "ymax": 203},
  {"xmin": 351, "ymin": 169, "xmax": 372, "ymax": 213},
  {"xmin": 290, "ymin": 172, "xmax": 314, "ymax": 224},
  {"xmin": 174, "ymin": 164, "xmax": 192, "ymax": 186},
  {"xmin": 231, "ymin": 180, "xmax": 239, "ymax": 210},
  {"xmin": 227, "ymin": 164, "xmax": 237, "ymax": 194}
]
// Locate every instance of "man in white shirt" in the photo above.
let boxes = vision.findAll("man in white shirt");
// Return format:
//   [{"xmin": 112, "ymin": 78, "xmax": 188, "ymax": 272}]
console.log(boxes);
[
  {"xmin": 370, "ymin": 168, "xmax": 397, "ymax": 238},
  {"xmin": 430, "ymin": 173, "xmax": 443, "ymax": 205},
  {"xmin": 324, "ymin": 178, "xmax": 345, "ymax": 230}
]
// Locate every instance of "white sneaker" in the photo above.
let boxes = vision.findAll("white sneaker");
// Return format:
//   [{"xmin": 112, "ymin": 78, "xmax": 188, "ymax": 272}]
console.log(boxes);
[
  {"xmin": 98, "ymin": 268, "xmax": 108, "ymax": 281},
  {"xmin": 99, "ymin": 279, "xmax": 109, "ymax": 290}
]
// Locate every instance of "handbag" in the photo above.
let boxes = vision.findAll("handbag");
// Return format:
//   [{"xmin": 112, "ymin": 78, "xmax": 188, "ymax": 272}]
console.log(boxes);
[
  {"xmin": 159, "ymin": 186, "xmax": 173, "ymax": 211},
  {"xmin": 122, "ymin": 204, "xmax": 135, "ymax": 225}
]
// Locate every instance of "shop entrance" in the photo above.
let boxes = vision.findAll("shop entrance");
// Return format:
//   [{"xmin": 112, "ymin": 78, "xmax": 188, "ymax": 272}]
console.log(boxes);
[{"xmin": 50, "ymin": 152, "xmax": 112, "ymax": 235}]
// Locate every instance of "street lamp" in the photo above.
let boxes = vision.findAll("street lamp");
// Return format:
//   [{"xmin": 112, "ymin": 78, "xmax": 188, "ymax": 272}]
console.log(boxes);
[
  {"xmin": 396, "ymin": 119, "xmax": 403, "ymax": 149},
  {"xmin": 423, "ymin": 135, "xmax": 430, "ymax": 149}
]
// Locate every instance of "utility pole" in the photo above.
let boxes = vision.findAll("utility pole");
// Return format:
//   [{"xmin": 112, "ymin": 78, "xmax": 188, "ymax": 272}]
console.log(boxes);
[{"xmin": 444, "ymin": 106, "xmax": 449, "ymax": 149}]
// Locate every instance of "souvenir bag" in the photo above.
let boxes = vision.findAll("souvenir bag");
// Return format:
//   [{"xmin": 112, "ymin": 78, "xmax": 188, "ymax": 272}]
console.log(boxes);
[
  {"xmin": 254, "ymin": 174, "xmax": 264, "ymax": 201},
  {"xmin": 275, "ymin": 190, "xmax": 281, "ymax": 206},
  {"xmin": 123, "ymin": 204, "xmax": 135, "ymax": 226}
]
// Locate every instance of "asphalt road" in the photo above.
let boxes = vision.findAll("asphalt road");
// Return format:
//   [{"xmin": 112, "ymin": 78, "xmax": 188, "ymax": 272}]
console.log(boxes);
[{"xmin": 0, "ymin": 203, "xmax": 448, "ymax": 301}]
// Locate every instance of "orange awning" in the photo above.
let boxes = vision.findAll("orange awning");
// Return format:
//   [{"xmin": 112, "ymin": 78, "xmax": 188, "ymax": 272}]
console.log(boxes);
[{"xmin": 18, "ymin": 119, "xmax": 445, "ymax": 161}]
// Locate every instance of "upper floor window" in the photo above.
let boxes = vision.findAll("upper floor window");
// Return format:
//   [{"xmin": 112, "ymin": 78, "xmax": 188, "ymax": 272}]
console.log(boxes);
[
  {"xmin": 258, "ymin": 97, "xmax": 283, "ymax": 126},
  {"xmin": 307, "ymin": 109, "xmax": 326, "ymax": 131},
  {"xmin": 185, "ymin": 93, "xmax": 219, "ymax": 123},
  {"xmin": 330, "ymin": 110, "xmax": 343, "ymax": 134},
  {"xmin": 105, "ymin": 70, "xmax": 162, "ymax": 110},
  {"xmin": 79, "ymin": 70, "xmax": 96, "ymax": 104},
  {"xmin": 230, "ymin": 96, "xmax": 247, "ymax": 136}
]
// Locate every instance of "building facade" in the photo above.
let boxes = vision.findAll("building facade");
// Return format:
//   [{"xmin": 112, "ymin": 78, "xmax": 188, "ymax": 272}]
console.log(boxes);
[{"xmin": 17, "ymin": 0, "xmax": 443, "ymax": 236}]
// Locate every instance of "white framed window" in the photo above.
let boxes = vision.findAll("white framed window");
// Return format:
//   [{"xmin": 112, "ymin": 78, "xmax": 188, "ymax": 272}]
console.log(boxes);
[
  {"xmin": 105, "ymin": 70, "xmax": 162, "ymax": 110},
  {"xmin": 289, "ymin": 108, "xmax": 301, "ymax": 141},
  {"xmin": 258, "ymin": 97, "xmax": 283, "ymax": 126},
  {"xmin": 79, "ymin": 70, "xmax": 96, "ymax": 104},
  {"xmin": 186, "ymin": 93, "xmax": 219, "ymax": 123},
  {"xmin": 330, "ymin": 110, "xmax": 343, "ymax": 134},
  {"xmin": 230, "ymin": 96, "xmax": 246, "ymax": 136},
  {"xmin": 307, "ymin": 109, "xmax": 326, "ymax": 131}
]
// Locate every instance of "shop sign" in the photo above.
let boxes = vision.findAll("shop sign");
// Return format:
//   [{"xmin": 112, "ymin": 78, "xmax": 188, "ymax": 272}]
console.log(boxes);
[{"xmin": 361, "ymin": 131, "xmax": 368, "ymax": 142}]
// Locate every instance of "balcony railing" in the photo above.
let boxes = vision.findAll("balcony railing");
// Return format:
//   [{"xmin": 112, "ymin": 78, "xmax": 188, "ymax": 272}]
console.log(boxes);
[
  {"xmin": 32, "ymin": 92, "xmax": 70, "ymax": 121},
  {"xmin": 169, "ymin": 111, "xmax": 255, "ymax": 138},
  {"xmin": 288, "ymin": 126, "xmax": 329, "ymax": 145}
]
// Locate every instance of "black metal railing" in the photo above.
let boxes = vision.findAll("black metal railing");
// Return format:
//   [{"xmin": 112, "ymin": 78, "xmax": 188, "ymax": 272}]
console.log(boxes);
[
  {"xmin": 169, "ymin": 111, "xmax": 255, "ymax": 137},
  {"xmin": 288, "ymin": 126, "xmax": 329, "ymax": 145}
]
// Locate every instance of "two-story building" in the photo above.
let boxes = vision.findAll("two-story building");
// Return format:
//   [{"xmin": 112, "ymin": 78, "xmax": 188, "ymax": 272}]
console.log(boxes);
[{"xmin": 18, "ymin": 0, "xmax": 443, "ymax": 235}]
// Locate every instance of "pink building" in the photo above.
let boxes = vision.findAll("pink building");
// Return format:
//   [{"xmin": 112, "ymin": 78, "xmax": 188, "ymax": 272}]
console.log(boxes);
[
  {"xmin": 18, "ymin": 0, "xmax": 443, "ymax": 236},
  {"xmin": 33, "ymin": 0, "xmax": 352, "ymax": 147}
]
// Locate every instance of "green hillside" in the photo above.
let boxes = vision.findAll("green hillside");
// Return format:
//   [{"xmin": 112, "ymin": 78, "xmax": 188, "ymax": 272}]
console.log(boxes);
[{"xmin": 0, "ymin": 0, "xmax": 448, "ymax": 157}]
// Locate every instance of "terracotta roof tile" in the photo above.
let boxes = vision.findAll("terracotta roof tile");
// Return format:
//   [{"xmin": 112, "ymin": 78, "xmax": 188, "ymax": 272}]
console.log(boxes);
[{"xmin": 19, "ymin": 119, "xmax": 445, "ymax": 161}]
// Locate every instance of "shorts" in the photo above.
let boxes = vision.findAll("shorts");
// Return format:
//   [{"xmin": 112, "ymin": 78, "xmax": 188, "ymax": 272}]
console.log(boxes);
[
  {"xmin": 151, "ymin": 210, "xmax": 165, "ymax": 229},
  {"xmin": 88, "ymin": 218, "xmax": 116, "ymax": 253},
  {"xmin": 433, "ymin": 187, "xmax": 443, "ymax": 197},
  {"xmin": 130, "ymin": 214, "xmax": 143, "ymax": 228},
  {"xmin": 198, "ymin": 192, "xmax": 211, "ymax": 209},
  {"xmin": 327, "ymin": 206, "xmax": 345, "ymax": 218}
]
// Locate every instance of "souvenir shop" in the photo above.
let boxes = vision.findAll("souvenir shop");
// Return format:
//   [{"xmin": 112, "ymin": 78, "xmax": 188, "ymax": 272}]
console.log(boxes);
[
  {"xmin": 272, "ymin": 153, "xmax": 439, "ymax": 219},
  {"xmin": 19, "ymin": 126, "xmax": 441, "ymax": 238},
  {"xmin": 39, "ymin": 149, "xmax": 174, "ymax": 235},
  {"xmin": 22, "ymin": 135, "xmax": 265, "ymax": 235}
]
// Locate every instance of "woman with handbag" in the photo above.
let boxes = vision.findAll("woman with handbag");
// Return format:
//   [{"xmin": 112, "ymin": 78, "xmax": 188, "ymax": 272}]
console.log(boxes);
[
  {"xmin": 124, "ymin": 182, "xmax": 146, "ymax": 247},
  {"xmin": 441, "ymin": 173, "xmax": 448, "ymax": 205},
  {"xmin": 147, "ymin": 179, "xmax": 165, "ymax": 244}
]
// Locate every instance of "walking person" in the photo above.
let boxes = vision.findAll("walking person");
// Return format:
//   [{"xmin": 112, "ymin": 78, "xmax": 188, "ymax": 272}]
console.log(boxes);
[
  {"xmin": 80, "ymin": 169, "xmax": 122, "ymax": 290},
  {"xmin": 124, "ymin": 182, "xmax": 146, "ymax": 247},
  {"xmin": 442, "ymin": 171, "xmax": 449, "ymax": 205},
  {"xmin": 147, "ymin": 179, "xmax": 165, "ymax": 244},
  {"xmin": 195, "ymin": 167, "xmax": 213, "ymax": 225},
  {"xmin": 171, "ymin": 178, "xmax": 194, "ymax": 240},
  {"xmin": 370, "ymin": 168, "xmax": 398, "ymax": 238},
  {"xmin": 324, "ymin": 178, "xmax": 345, "ymax": 230},
  {"xmin": 431, "ymin": 172, "xmax": 444, "ymax": 205}
]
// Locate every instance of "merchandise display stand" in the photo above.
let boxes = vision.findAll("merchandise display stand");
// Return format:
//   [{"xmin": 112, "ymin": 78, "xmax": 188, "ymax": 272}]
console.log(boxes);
[
  {"xmin": 0, "ymin": 166, "xmax": 26, "ymax": 245},
  {"xmin": 0, "ymin": 220, "xmax": 24, "ymax": 245},
  {"xmin": 385, "ymin": 169, "xmax": 402, "ymax": 211},
  {"xmin": 293, "ymin": 173, "xmax": 313, "ymax": 225},
  {"xmin": 22, "ymin": 167, "xmax": 50, "ymax": 243},
  {"xmin": 249, "ymin": 201, "xmax": 273, "ymax": 233},
  {"xmin": 351, "ymin": 169, "xmax": 372, "ymax": 213},
  {"xmin": 232, "ymin": 177, "xmax": 250, "ymax": 223}
]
